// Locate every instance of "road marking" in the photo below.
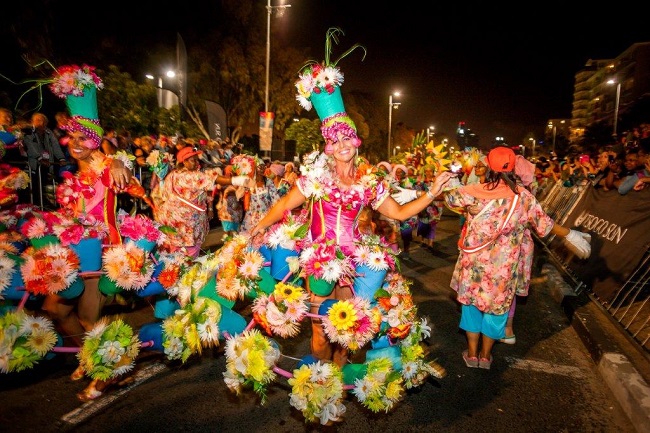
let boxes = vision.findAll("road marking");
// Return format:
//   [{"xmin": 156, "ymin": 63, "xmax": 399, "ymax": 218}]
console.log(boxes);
[
  {"xmin": 504, "ymin": 356, "xmax": 586, "ymax": 378},
  {"xmin": 60, "ymin": 362, "xmax": 167, "ymax": 426}
]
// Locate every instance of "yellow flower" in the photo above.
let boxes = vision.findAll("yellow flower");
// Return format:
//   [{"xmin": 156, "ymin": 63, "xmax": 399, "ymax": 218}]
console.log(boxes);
[
  {"xmin": 328, "ymin": 300, "xmax": 357, "ymax": 330},
  {"xmin": 273, "ymin": 282, "xmax": 303, "ymax": 303},
  {"xmin": 25, "ymin": 328, "xmax": 57, "ymax": 356},
  {"xmin": 385, "ymin": 377, "xmax": 404, "ymax": 401}
]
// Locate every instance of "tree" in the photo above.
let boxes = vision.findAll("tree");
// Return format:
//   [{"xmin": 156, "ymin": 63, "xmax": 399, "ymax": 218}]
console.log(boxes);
[{"xmin": 285, "ymin": 119, "xmax": 322, "ymax": 155}]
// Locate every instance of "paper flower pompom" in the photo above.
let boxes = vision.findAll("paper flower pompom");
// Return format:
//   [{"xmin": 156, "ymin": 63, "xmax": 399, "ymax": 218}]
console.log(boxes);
[
  {"xmin": 0, "ymin": 310, "xmax": 58, "ymax": 373},
  {"xmin": 77, "ymin": 317, "xmax": 140, "ymax": 380},
  {"xmin": 288, "ymin": 360, "xmax": 346, "ymax": 425}
]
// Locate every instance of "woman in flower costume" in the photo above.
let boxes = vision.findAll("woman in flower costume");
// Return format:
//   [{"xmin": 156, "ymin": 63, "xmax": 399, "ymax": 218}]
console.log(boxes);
[
  {"xmin": 151, "ymin": 146, "xmax": 252, "ymax": 258},
  {"xmin": 250, "ymin": 28, "xmax": 454, "ymax": 367},
  {"xmin": 38, "ymin": 64, "xmax": 151, "ymax": 400}
]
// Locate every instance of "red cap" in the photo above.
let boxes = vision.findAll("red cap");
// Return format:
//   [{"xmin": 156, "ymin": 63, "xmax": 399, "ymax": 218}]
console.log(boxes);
[
  {"xmin": 487, "ymin": 147, "xmax": 516, "ymax": 172},
  {"xmin": 176, "ymin": 146, "xmax": 202, "ymax": 164}
]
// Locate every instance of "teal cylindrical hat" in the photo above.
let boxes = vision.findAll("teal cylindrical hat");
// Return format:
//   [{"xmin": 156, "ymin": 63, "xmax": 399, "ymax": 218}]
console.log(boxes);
[
  {"xmin": 310, "ymin": 87, "xmax": 346, "ymax": 122},
  {"xmin": 50, "ymin": 64, "xmax": 104, "ymax": 148}
]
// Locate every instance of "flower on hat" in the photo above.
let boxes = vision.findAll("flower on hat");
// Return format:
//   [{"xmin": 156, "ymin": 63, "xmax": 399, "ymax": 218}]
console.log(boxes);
[
  {"xmin": 49, "ymin": 64, "xmax": 104, "ymax": 98},
  {"xmin": 295, "ymin": 27, "xmax": 366, "ymax": 111}
]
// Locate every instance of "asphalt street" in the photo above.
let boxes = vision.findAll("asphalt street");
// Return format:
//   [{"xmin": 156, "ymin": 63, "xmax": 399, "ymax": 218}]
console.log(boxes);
[{"xmin": 0, "ymin": 213, "xmax": 639, "ymax": 433}]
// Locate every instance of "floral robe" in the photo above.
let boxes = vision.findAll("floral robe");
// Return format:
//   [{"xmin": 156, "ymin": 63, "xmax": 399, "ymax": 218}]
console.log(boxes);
[
  {"xmin": 152, "ymin": 167, "xmax": 222, "ymax": 251},
  {"xmin": 445, "ymin": 186, "xmax": 554, "ymax": 315}
]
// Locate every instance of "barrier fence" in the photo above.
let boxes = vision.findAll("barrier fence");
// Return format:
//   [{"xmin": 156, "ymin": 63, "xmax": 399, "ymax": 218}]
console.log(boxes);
[{"xmin": 535, "ymin": 179, "xmax": 650, "ymax": 354}]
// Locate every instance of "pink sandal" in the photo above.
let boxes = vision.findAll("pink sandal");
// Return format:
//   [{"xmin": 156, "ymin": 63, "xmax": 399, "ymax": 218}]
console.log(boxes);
[
  {"xmin": 462, "ymin": 350, "xmax": 479, "ymax": 368},
  {"xmin": 478, "ymin": 355, "xmax": 493, "ymax": 370}
]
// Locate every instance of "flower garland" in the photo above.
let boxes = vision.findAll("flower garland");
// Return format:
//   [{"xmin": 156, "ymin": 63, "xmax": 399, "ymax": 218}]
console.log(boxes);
[
  {"xmin": 0, "ymin": 310, "xmax": 58, "ymax": 373},
  {"xmin": 223, "ymin": 329, "xmax": 280, "ymax": 404},
  {"xmin": 288, "ymin": 360, "xmax": 347, "ymax": 425},
  {"xmin": 102, "ymin": 243, "xmax": 155, "ymax": 290},
  {"xmin": 298, "ymin": 238, "xmax": 354, "ymax": 284},
  {"xmin": 351, "ymin": 357, "xmax": 404, "ymax": 413},
  {"xmin": 321, "ymin": 297, "xmax": 380, "ymax": 351},
  {"xmin": 20, "ymin": 244, "xmax": 80, "ymax": 295},
  {"xmin": 77, "ymin": 317, "xmax": 140, "ymax": 380},
  {"xmin": 49, "ymin": 64, "xmax": 104, "ymax": 98},
  {"xmin": 162, "ymin": 296, "xmax": 223, "ymax": 362},
  {"xmin": 56, "ymin": 158, "xmax": 110, "ymax": 211},
  {"xmin": 352, "ymin": 233, "xmax": 399, "ymax": 272},
  {"xmin": 298, "ymin": 150, "xmax": 378, "ymax": 209},
  {"xmin": 251, "ymin": 282, "xmax": 309, "ymax": 338}
]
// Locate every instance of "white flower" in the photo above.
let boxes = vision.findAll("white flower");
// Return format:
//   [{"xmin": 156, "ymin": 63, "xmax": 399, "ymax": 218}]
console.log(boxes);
[
  {"xmin": 197, "ymin": 320, "xmax": 220, "ymax": 345},
  {"xmin": 164, "ymin": 336, "xmax": 184, "ymax": 359},
  {"xmin": 97, "ymin": 340, "xmax": 126, "ymax": 364}
]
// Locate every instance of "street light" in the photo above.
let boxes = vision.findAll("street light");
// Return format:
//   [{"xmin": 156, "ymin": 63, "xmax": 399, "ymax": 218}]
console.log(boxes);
[
  {"xmin": 265, "ymin": 0, "xmax": 291, "ymax": 114},
  {"xmin": 426, "ymin": 125, "xmax": 435, "ymax": 142},
  {"xmin": 547, "ymin": 122, "xmax": 557, "ymax": 154},
  {"xmin": 607, "ymin": 79, "xmax": 621, "ymax": 139},
  {"xmin": 387, "ymin": 92, "xmax": 401, "ymax": 160},
  {"xmin": 146, "ymin": 71, "xmax": 179, "ymax": 109}
]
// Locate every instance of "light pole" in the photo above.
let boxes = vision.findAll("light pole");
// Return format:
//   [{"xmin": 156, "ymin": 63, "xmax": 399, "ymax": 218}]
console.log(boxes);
[
  {"xmin": 547, "ymin": 122, "xmax": 557, "ymax": 155},
  {"xmin": 387, "ymin": 92, "xmax": 401, "ymax": 160},
  {"xmin": 426, "ymin": 125, "xmax": 435, "ymax": 142},
  {"xmin": 607, "ymin": 79, "xmax": 621, "ymax": 139},
  {"xmin": 529, "ymin": 137, "xmax": 536, "ymax": 158},
  {"xmin": 265, "ymin": 0, "xmax": 291, "ymax": 114}
]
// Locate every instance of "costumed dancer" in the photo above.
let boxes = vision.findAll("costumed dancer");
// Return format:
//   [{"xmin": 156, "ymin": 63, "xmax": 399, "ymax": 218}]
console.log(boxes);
[
  {"xmin": 442, "ymin": 146, "xmax": 592, "ymax": 369},
  {"xmin": 250, "ymin": 27, "xmax": 455, "ymax": 367},
  {"xmin": 151, "ymin": 146, "xmax": 252, "ymax": 258},
  {"xmin": 39, "ymin": 64, "xmax": 149, "ymax": 400}
]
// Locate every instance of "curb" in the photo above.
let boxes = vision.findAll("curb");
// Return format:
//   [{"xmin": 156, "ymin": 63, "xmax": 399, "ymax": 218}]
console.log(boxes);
[{"xmin": 542, "ymin": 263, "xmax": 650, "ymax": 433}]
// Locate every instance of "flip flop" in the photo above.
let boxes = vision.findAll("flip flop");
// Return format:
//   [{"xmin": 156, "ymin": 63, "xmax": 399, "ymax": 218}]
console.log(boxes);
[
  {"xmin": 499, "ymin": 335, "xmax": 516, "ymax": 345},
  {"xmin": 462, "ymin": 350, "xmax": 479, "ymax": 368},
  {"xmin": 479, "ymin": 355, "xmax": 493, "ymax": 370}
]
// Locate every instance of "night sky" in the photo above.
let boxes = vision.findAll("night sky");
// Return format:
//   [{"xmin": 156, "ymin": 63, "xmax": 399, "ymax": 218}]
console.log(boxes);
[{"xmin": 3, "ymin": 1, "xmax": 650, "ymax": 146}]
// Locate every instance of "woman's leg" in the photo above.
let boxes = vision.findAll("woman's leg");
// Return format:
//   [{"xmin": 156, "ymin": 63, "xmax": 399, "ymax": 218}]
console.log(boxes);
[
  {"xmin": 42, "ymin": 295, "xmax": 84, "ymax": 347},
  {"xmin": 77, "ymin": 277, "xmax": 107, "ymax": 331},
  {"xmin": 308, "ymin": 282, "xmax": 352, "ymax": 367},
  {"xmin": 504, "ymin": 297, "xmax": 516, "ymax": 338}
]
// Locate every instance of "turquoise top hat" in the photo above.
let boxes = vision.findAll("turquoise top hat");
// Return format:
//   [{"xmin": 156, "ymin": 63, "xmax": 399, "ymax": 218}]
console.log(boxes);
[
  {"xmin": 295, "ymin": 28, "xmax": 366, "ymax": 143},
  {"xmin": 49, "ymin": 64, "xmax": 104, "ymax": 148}
]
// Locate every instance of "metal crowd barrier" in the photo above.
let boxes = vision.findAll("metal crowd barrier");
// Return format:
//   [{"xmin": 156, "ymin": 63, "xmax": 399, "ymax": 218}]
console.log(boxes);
[{"xmin": 536, "ymin": 180, "xmax": 650, "ymax": 354}]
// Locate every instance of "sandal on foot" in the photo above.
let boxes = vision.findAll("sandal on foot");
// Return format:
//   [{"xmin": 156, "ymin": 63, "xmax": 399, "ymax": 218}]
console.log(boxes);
[
  {"xmin": 462, "ymin": 350, "xmax": 479, "ymax": 368},
  {"xmin": 77, "ymin": 386, "xmax": 102, "ymax": 402},
  {"xmin": 70, "ymin": 366, "xmax": 85, "ymax": 381},
  {"xmin": 499, "ymin": 335, "xmax": 516, "ymax": 345},
  {"xmin": 478, "ymin": 356, "xmax": 493, "ymax": 370}
]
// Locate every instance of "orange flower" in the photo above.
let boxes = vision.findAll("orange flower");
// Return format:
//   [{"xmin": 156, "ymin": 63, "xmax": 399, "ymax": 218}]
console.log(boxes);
[
  {"xmin": 159, "ymin": 265, "xmax": 180, "ymax": 289},
  {"xmin": 253, "ymin": 311, "xmax": 272, "ymax": 336},
  {"xmin": 387, "ymin": 323, "xmax": 411, "ymax": 340}
]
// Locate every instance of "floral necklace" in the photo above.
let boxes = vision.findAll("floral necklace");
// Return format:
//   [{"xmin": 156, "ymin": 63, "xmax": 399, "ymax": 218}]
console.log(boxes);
[
  {"xmin": 299, "ymin": 151, "xmax": 378, "ymax": 211},
  {"xmin": 56, "ymin": 157, "xmax": 109, "ymax": 211}
]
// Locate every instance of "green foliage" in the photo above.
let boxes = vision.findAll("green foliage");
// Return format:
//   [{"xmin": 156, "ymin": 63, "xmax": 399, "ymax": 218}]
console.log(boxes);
[{"xmin": 285, "ymin": 119, "xmax": 323, "ymax": 155}]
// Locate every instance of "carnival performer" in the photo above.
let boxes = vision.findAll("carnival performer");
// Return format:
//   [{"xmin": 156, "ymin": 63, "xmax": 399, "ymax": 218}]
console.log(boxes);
[
  {"xmin": 443, "ymin": 146, "xmax": 592, "ymax": 370},
  {"xmin": 240, "ymin": 157, "xmax": 281, "ymax": 233},
  {"xmin": 151, "ymin": 146, "xmax": 252, "ymax": 258},
  {"xmin": 250, "ymin": 28, "xmax": 455, "ymax": 367},
  {"xmin": 34, "ymin": 63, "xmax": 150, "ymax": 400}
]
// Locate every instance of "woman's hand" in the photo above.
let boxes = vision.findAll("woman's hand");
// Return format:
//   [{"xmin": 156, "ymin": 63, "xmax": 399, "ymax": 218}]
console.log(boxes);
[
  {"xmin": 430, "ymin": 171, "xmax": 455, "ymax": 196},
  {"xmin": 109, "ymin": 158, "xmax": 132, "ymax": 189}
]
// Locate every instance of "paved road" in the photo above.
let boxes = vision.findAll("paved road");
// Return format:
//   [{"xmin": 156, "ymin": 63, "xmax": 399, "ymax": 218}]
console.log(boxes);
[{"xmin": 0, "ymin": 214, "xmax": 637, "ymax": 432}]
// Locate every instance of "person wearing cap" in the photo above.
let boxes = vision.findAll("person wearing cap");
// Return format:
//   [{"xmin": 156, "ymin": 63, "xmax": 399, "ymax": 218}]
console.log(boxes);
[
  {"xmin": 249, "ymin": 28, "xmax": 455, "ymax": 367},
  {"xmin": 151, "ymin": 145, "xmax": 252, "ymax": 257},
  {"xmin": 443, "ymin": 146, "xmax": 592, "ymax": 370}
]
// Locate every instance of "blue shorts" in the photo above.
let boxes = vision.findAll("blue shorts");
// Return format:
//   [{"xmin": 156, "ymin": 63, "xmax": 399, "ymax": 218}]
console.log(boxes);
[
  {"xmin": 221, "ymin": 221, "xmax": 240, "ymax": 232},
  {"xmin": 459, "ymin": 304, "xmax": 507, "ymax": 340}
]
